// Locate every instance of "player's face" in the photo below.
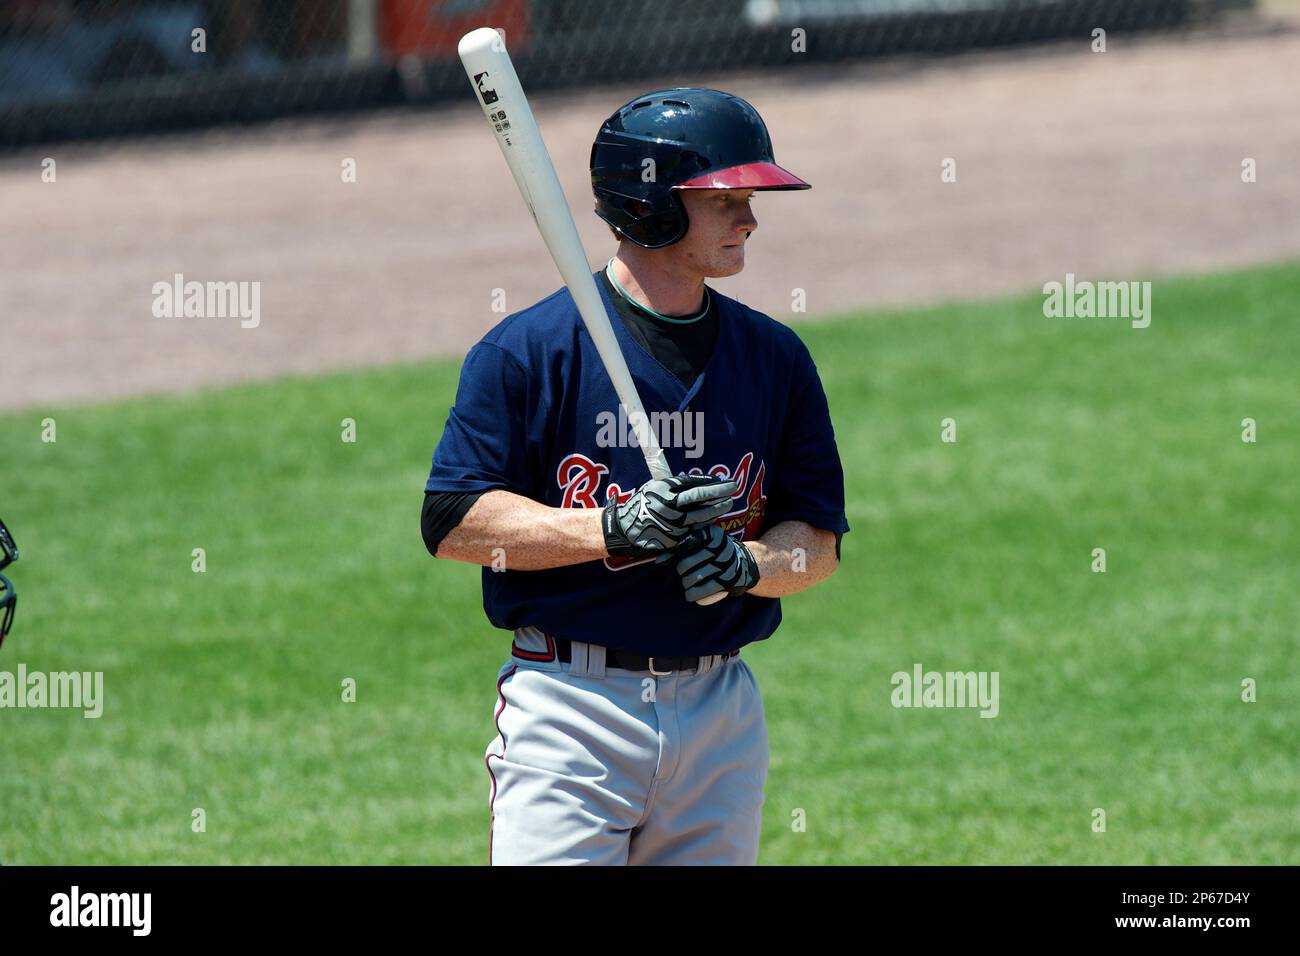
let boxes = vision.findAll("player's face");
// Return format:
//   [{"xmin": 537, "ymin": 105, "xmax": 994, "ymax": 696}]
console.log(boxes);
[{"xmin": 674, "ymin": 188, "xmax": 759, "ymax": 278}]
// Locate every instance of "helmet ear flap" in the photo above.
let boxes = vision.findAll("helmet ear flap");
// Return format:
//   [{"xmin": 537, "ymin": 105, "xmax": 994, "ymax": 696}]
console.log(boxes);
[{"xmin": 615, "ymin": 194, "xmax": 689, "ymax": 249}]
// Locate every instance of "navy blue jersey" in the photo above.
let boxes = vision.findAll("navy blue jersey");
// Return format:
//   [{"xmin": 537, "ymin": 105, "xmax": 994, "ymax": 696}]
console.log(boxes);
[{"xmin": 425, "ymin": 270, "xmax": 849, "ymax": 657}]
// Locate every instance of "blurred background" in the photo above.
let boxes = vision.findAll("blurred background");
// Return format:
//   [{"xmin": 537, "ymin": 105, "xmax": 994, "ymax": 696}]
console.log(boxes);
[
  {"xmin": 4, "ymin": 0, "xmax": 1298, "ymax": 410},
  {"xmin": 0, "ymin": 0, "xmax": 1261, "ymax": 145},
  {"xmin": 1, "ymin": 1, "xmax": 1297, "ymax": 865}
]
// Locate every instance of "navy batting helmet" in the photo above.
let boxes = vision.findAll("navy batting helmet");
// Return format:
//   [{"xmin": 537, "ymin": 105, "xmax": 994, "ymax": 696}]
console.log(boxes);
[{"xmin": 590, "ymin": 88, "xmax": 810, "ymax": 249}]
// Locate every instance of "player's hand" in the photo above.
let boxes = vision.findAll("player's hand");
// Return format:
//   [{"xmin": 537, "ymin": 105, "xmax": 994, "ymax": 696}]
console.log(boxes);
[
  {"xmin": 602, "ymin": 474, "xmax": 737, "ymax": 559},
  {"xmin": 658, "ymin": 524, "xmax": 761, "ymax": 604}
]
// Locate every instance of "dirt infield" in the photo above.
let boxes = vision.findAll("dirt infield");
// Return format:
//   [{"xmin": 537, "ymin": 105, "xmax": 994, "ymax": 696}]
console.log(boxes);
[{"xmin": 4, "ymin": 23, "xmax": 1299, "ymax": 411}]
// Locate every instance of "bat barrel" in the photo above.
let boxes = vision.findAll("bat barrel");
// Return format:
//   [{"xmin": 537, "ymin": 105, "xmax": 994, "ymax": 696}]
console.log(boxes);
[{"xmin": 457, "ymin": 27, "xmax": 673, "ymax": 482}]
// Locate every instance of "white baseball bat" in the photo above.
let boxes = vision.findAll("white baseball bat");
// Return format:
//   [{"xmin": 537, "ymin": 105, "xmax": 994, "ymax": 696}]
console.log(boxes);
[
  {"xmin": 458, "ymin": 28, "xmax": 730, "ymax": 606},
  {"xmin": 456, "ymin": 26, "xmax": 671, "ymax": 482}
]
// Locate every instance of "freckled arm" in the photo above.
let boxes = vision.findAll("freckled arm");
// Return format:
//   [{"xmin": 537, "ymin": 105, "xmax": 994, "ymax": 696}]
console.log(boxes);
[{"xmin": 434, "ymin": 490, "xmax": 609, "ymax": 570}]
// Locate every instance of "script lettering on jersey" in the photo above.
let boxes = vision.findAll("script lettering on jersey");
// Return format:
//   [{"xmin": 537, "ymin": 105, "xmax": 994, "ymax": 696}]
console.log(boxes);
[
  {"xmin": 556, "ymin": 455, "xmax": 610, "ymax": 509},
  {"xmin": 555, "ymin": 451, "xmax": 767, "ymax": 570}
]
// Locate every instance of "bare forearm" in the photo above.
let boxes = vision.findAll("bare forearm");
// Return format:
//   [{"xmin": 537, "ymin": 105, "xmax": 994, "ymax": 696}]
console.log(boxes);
[
  {"xmin": 746, "ymin": 521, "xmax": 839, "ymax": 598},
  {"xmin": 435, "ymin": 489, "xmax": 607, "ymax": 570}
]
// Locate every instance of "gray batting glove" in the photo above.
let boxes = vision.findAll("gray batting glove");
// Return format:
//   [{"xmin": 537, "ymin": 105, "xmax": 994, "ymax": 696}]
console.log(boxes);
[
  {"xmin": 602, "ymin": 474, "xmax": 737, "ymax": 559},
  {"xmin": 658, "ymin": 524, "xmax": 761, "ymax": 603}
]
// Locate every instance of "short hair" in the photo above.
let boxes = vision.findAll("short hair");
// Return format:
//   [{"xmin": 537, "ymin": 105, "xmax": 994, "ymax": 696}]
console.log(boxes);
[{"xmin": 608, "ymin": 225, "xmax": 622, "ymax": 242}]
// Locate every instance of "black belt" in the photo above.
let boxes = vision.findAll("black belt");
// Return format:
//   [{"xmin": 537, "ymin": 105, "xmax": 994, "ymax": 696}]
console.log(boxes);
[{"xmin": 554, "ymin": 637, "xmax": 738, "ymax": 675}]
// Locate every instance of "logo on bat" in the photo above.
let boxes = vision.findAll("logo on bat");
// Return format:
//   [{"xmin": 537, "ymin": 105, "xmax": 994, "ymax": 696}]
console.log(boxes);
[{"xmin": 473, "ymin": 71, "xmax": 499, "ymax": 105}]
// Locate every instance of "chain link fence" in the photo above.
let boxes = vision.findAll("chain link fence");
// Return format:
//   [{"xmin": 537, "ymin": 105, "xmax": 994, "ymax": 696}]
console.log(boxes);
[{"xmin": 0, "ymin": 0, "xmax": 1255, "ymax": 148}]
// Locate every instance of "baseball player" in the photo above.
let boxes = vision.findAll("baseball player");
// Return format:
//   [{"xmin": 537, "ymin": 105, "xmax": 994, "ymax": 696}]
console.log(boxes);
[
  {"xmin": 422, "ymin": 88, "xmax": 849, "ymax": 865},
  {"xmin": 0, "ymin": 516, "xmax": 17, "ymax": 649}
]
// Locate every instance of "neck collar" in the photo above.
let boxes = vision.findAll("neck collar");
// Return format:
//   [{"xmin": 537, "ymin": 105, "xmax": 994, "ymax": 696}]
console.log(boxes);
[{"xmin": 605, "ymin": 258, "xmax": 709, "ymax": 324}]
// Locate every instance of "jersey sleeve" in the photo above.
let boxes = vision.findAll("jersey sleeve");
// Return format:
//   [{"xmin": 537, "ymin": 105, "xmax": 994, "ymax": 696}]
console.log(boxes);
[
  {"xmin": 763, "ymin": 338, "xmax": 851, "ymax": 542},
  {"xmin": 421, "ymin": 489, "xmax": 486, "ymax": 557},
  {"xmin": 425, "ymin": 342, "xmax": 533, "ymax": 496}
]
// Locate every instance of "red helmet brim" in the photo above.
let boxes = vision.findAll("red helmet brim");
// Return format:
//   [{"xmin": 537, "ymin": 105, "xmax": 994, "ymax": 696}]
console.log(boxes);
[{"xmin": 676, "ymin": 161, "xmax": 811, "ymax": 190}]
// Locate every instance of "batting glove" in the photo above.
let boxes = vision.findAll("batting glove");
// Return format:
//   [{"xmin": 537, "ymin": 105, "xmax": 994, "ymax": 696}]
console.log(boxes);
[
  {"xmin": 660, "ymin": 524, "xmax": 761, "ymax": 603},
  {"xmin": 602, "ymin": 474, "xmax": 737, "ymax": 559}
]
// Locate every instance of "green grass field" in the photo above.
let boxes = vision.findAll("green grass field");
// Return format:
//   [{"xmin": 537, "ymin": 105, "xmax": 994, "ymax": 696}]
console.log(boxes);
[{"xmin": 2, "ymin": 262, "xmax": 1297, "ymax": 865}]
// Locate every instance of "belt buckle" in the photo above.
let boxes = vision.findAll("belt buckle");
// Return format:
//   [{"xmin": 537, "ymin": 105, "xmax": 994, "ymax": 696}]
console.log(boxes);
[{"xmin": 647, "ymin": 657, "xmax": 673, "ymax": 676}]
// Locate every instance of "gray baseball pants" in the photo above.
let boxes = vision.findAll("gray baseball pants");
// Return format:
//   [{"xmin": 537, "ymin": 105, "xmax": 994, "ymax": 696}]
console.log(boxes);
[{"xmin": 485, "ymin": 626, "xmax": 769, "ymax": 865}]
